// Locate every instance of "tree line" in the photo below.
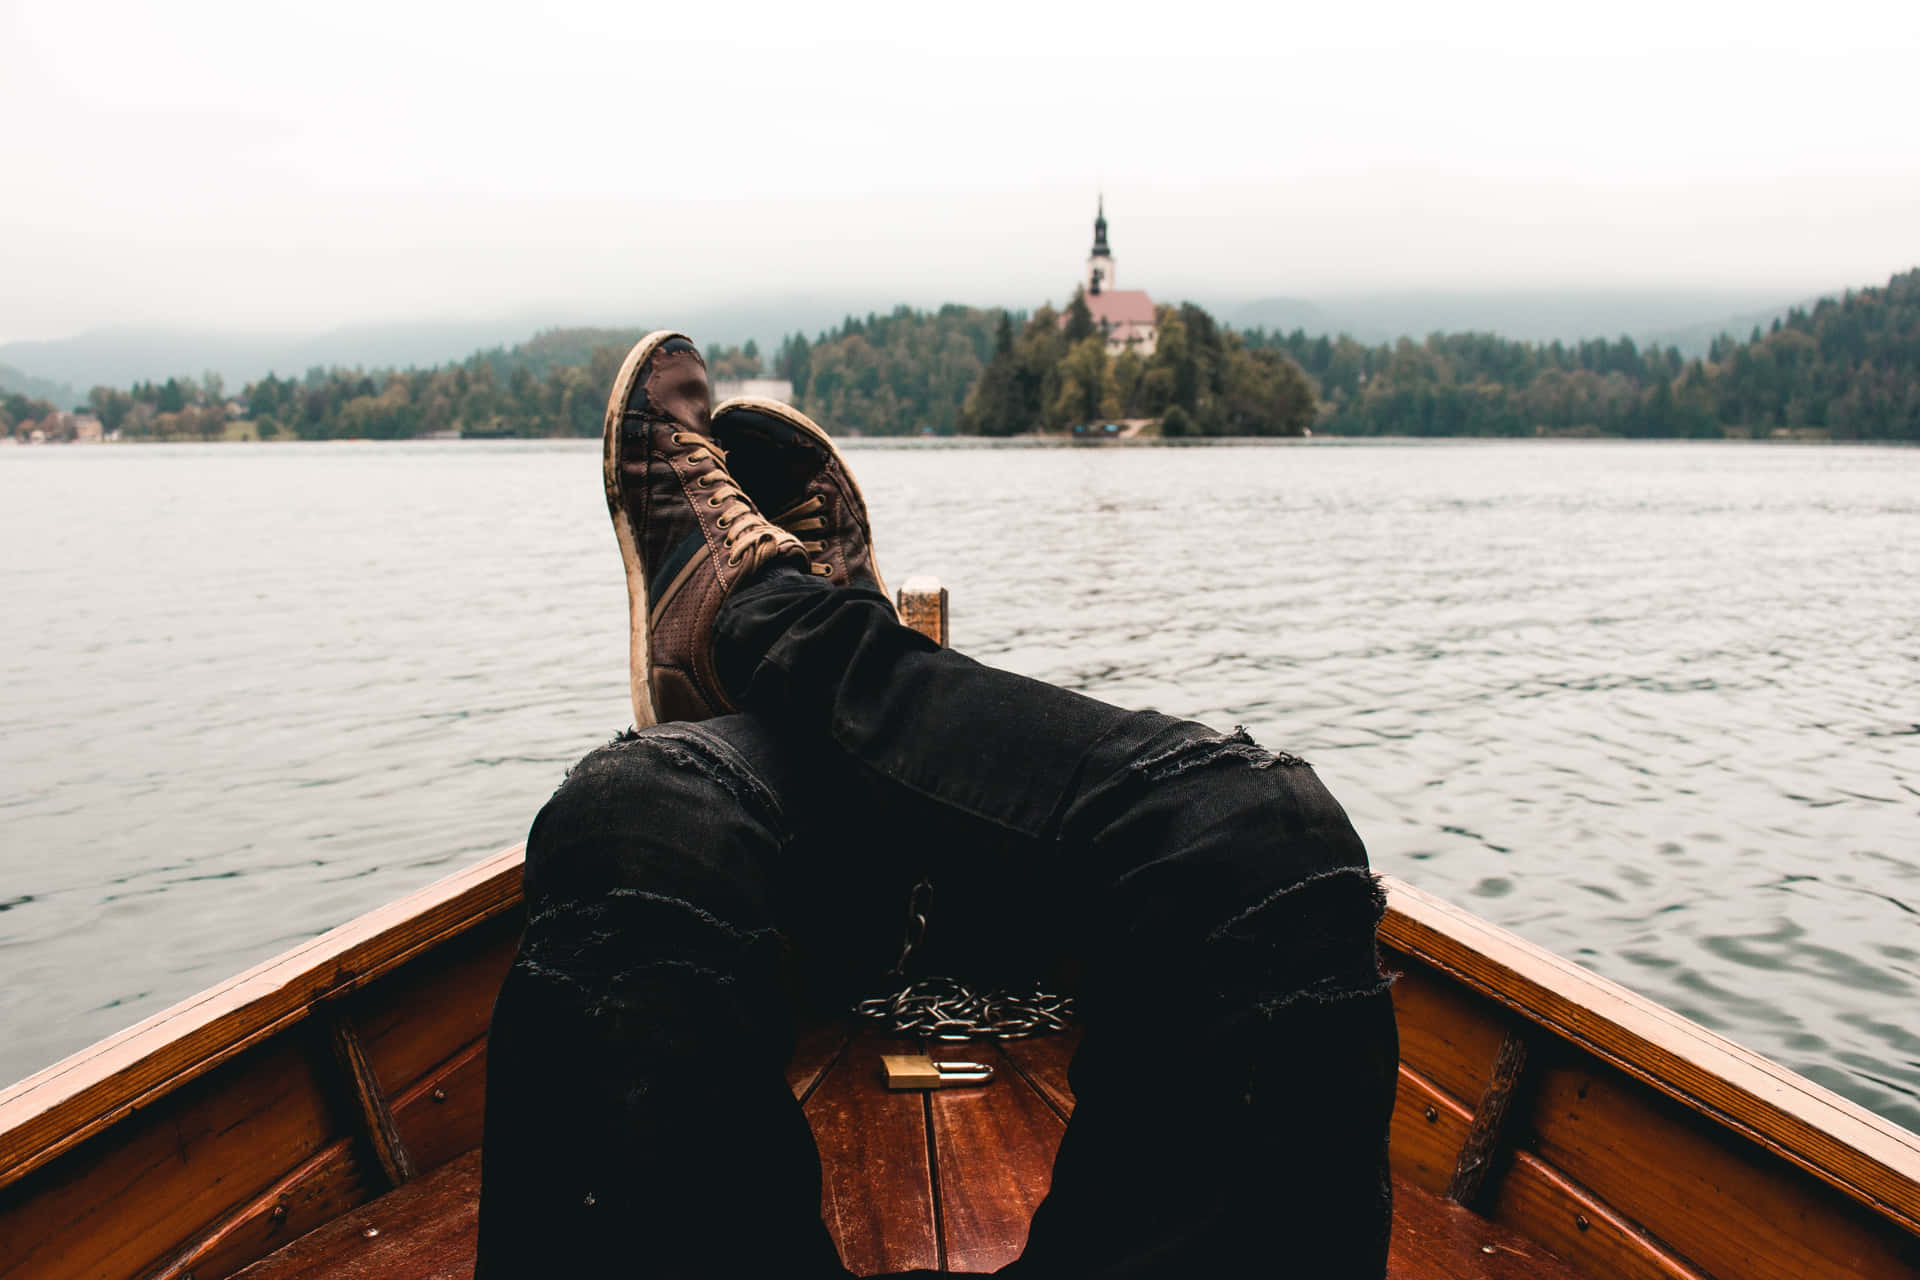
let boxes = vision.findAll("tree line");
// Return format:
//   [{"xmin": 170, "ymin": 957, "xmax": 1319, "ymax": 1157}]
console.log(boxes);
[
  {"xmin": 1252, "ymin": 268, "xmax": 1920, "ymax": 440},
  {"xmin": 11, "ymin": 268, "xmax": 1916, "ymax": 443},
  {"xmin": 957, "ymin": 294, "xmax": 1315, "ymax": 436}
]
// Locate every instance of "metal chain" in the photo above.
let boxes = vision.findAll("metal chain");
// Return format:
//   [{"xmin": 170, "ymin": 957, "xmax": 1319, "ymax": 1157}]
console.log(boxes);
[{"xmin": 852, "ymin": 878, "xmax": 1077, "ymax": 1040}]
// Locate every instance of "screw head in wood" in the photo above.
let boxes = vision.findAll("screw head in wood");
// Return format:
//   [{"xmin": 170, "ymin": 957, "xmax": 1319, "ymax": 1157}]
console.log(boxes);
[{"xmin": 1575, "ymin": 1214, "xmax": 1591, "ymax": 1231}]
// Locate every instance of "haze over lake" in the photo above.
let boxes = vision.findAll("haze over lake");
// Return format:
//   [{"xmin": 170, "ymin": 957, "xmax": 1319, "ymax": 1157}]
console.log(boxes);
[{"xmin": 2, "ymin": 439, "xmax": 1916, "ymax": 1132}]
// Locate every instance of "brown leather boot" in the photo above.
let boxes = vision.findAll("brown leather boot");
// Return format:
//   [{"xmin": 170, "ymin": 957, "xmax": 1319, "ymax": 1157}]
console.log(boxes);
[
  {"xmin": 602, "ymin": 333, "xmax": 807, "ymax": 727},
  {"xmin": 708, "ymin": 396, "xmax": 891, "ymax": 605}
]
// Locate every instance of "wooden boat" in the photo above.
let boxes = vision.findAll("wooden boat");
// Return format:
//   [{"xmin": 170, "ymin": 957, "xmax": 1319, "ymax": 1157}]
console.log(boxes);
[{"xmin": 3, "ymin": 581, "xmax": 1918, "ymax": 1280}]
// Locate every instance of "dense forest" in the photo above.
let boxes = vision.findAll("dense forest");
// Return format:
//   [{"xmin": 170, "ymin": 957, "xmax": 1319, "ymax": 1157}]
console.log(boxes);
[
  {"xmin": 957, "ymin": 295, "xmax": 1316, "ymax": 436},
  {"xmin": 1256, "ymin": 268, "xmax": 1920, "ymax": 439},
  {"xmin": 10, "ymin": 269, "xmax": 1917, "ymax": 443},
  {"xmin": 775, "ymin": 305, "xmax": 1004, "ymax": 436}
]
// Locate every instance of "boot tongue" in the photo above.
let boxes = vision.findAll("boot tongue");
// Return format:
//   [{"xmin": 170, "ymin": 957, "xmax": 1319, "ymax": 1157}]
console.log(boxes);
[{"xmin": 638, "ymin": 347, "xmax": 712, "ymax": 429}]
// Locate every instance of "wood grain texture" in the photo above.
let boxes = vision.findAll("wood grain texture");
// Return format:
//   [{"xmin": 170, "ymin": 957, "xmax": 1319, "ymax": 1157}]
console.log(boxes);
[
  {"xmin": 1388, "ymin": 1173, "xmax": 1588, "ymax": 1280},
  {"xmin": 787, "ymin": 1021, "xmax": 849, "ymax": 1102},
  {"xmin": 994, "ymin": 1030, "xmax": 1081, "ymax": 1121},
  {"xmin": 230, "ymin": 1150, "xmax": 481, "ymax": 1280},
  {"xmin": 350, "ymin": 919, "xmax": 518, "ymax": 1103},
  {"xmin": 0, "ymin": 1039, "xmax": 343, "ymax": 1280},
  {"xmin": 389, "ymin": 1039, "xmax": 487, "ymax": 1177},
  {"xmin": 896, "ymin": 577, "xmax": 949, "ymax": 646},
  {"xmin": 1485, "ymin": 1151, "xmax": 1708, "ymax": 1280},
  {"xmin": 1447, "ymin": 1030, "xmax": 1530, "ymax": 1209},
  {"xmin": 147, "ymin": 1039, "xmax": 488, "ymax": 1280},
  {"xmin": 932, "ymin": 1051, "xmax": 1067, "ymax": 1272},
  {"xmin": 1518, "ymin": 1049, "xmax": 1920, "ymax": 1280},
  {"xmin": 1386, "ymin": 953, "xmax": 1510, "ymax": 1112},
  {"xmin": 1391, "ymin": 1066, "xmax": 1476, "ymax": 1197},
  {"xmin": 804, "ymin": 1036, "xmax": 938, "ymax": 1274},
  {"xmin": 1380, "ymin": 875, "xmax": 1920, "ymax": 1237},
  {"xmin": 0, "ymin": 844, "xmax": 526, "ymax": 1195},
  {"xmin": 326, "ymin": 1017, "xmax": 415, "ymax": 1190},
  {"xmin": 142, "ymin": 1139, "xmax": 368, "ymax": 1280}
]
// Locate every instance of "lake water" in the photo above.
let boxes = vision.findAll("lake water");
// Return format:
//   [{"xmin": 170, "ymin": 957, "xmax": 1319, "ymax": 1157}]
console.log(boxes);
[{"xmin": 2, "ymin": 439, "xmax": 1916, "ymax": 1133}]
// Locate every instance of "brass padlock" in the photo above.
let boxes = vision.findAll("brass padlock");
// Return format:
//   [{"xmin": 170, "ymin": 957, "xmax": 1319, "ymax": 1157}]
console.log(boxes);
[{"xmin": 880, "ymin": 1053, "xmax": 995, "ymax": 1090}]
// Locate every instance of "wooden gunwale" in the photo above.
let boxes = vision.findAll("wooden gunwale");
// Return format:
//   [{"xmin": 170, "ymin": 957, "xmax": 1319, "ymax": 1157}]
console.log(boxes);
[
  {"xmin": 6, "ymin": 854, "xmax": 1914, "ymax": 1246},
  {"xmin": 1379, "ymin": 874, "xmax": 1920, "ymax": 1234},
  {"xmin": 0, "ymin": 844, "xmax": 525, "ymax": 1196}
]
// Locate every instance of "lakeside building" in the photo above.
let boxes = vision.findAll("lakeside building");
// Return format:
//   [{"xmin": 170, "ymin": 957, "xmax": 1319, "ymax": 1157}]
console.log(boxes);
[
  {"xmin": 1066, "ymin": 198, "xmax": 1158, "ymax": 357},
  {"xmin": 712, "ymin": 376, "xmax": 794, "ymax": 404}
]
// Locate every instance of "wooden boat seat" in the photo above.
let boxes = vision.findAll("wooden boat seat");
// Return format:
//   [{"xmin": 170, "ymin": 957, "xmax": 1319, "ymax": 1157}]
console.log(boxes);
[{"xmin": 234, "ymin": 1025, "xmax": 1588, "ymax": 1280}]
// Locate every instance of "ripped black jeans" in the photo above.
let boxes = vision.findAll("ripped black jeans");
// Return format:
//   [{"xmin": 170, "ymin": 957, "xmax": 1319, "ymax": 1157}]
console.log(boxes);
[{"xmin": 476, "ymin": 570, "xmax": 1398, "ymax": 1278}]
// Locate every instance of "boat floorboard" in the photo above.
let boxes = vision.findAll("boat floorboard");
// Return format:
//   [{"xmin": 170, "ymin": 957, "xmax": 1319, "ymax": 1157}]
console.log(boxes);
[{"xmin": 236, "ymin": 1025, "xmax": 1589, "ymax": 1279}]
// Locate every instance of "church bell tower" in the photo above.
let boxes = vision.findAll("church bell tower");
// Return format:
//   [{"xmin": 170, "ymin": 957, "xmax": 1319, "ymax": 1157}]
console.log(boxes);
[{"xmin": 1086, "ymin": 196, "xmax": 1115, "ymax": 295}]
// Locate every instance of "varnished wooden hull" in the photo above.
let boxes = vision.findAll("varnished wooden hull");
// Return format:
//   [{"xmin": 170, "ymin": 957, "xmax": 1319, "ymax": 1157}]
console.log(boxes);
[
  {"xmin": 3, "ymin": 850, "xmax": 1916, "ymax": 1279},
  {"xmin": 4, "ymin": 582, "xmax": 1916, "ymax": 1277}
]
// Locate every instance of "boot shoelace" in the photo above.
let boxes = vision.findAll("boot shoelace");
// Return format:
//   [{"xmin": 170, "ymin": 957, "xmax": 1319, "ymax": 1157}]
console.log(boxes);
[
  {"xmin": 671, "ymin": 432, "xmax": 797, "ymax": 570},
  {"xmin": 770, "ymin": 494, "xmax": 833, "ymax": 577}
]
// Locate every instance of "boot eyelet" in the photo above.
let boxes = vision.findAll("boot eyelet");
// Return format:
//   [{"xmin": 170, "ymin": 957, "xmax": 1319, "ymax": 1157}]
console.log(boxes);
[
  {"xmin": 707, "ymin": 496, "xmax": 722, "ymax": 506},
  {"xmin": 716, "ymin": 515, "xmax": 732, "ymax": 528},
  {"xmin": 726, "ymin": 554, "xmax": 741, "ymax": 568}
]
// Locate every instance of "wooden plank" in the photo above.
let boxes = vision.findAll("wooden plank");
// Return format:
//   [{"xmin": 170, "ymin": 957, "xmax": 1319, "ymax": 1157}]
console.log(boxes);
[
  {"xmin": 1448, "ymin": 1030, "xmax": 1531, "ymax": 1209},
  {"xmin": 1485, "ymin": 1152, "xmax": 1707, "ymax": 1280},
  {"xmin": 147, "ymin": 1041, "xmax": 488, "ymax": 1280},
  {"xmin": 787, "ymin": 1021, "xmax": 849, "ymax": 1103},
  {"xmin": 1386, "ymin": 953, "xmax": 1508, "ymax": 1117},
  {"xmin": 932, "ymin": 1046, "xmax": 1067, "ymax": 1272},
  {"xmin": 350, "ymin": 919, "xmax": 518, "ymax": 1103},
  {"xmin": 0, "ymin": 1038, "xmax": 348, "ymax": 1280},
  {"xmin": 994, "ymin": 1029, "xmax": 1081, "ymax": 1121},
  {"xmin": 1391, "ymin": 1066, "xmax": 1475, "ymax": 1198},
  {"xmin": 389, "ymin": 1039, "xmax": 487, "ymax": 1177},
  {"xmin": 326, "ymin": 1017, "xmax": 415, "ymax": 1190},
  {"xmin": 896, "ymin": 576, "xmax": 948, "ymax": 646},
  {"xmin": 0, "ymin": 844, "xmax": 526, "ymax": 1195},
  {"xmin": 231, "ymin": 1149, "xmax": 481, "ymax": 1280},
  {"xmin": 143, "ymin": 1140, "xmax": 366, "ymax": 1280},
  {"xmin": 804, "ymin": 1035, "xmax": 938, "ymax": 1274},
  {"xmin": 1515, "ymin": 1049, "xmax": 1920, "ymax": 1280},
  {"xmin": 1380, "ymin": 874, "xmax": 1920, "ymax": 1236},
  {"xmin": 1388, "ymin": 1173, "xmax": 1590, "ymax": 1280}
]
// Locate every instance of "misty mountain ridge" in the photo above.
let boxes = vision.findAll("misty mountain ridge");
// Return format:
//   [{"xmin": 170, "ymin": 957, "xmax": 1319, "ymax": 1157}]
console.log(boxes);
[
  {"xmin": 1216, "ymin": 288, "xmax": 1808, "ymax": 356},
  {"xmin": 0, "ymin": 296, "xmax": 884, "ymax": 402},
  {"xmin": 0, "ymin": 287, "xmax": 1836, "ymax": 399}
]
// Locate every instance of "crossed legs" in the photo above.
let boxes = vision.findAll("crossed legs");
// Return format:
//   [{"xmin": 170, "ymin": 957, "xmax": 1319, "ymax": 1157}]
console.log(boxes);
[{"xmin": 477, "ymin": 576, "xmax": 1397, "ymax": 1278}]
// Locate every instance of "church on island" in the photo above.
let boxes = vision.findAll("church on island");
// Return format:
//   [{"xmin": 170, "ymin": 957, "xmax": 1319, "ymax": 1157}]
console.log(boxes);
[{"xmin": 1067, "ymin": 198, "xmax": 1157, "ymax": 357}]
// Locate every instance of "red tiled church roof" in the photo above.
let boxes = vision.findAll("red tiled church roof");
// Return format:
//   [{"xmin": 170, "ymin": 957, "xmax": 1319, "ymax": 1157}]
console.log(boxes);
[{"xmin": 1085, "ymin": 289, "xmax": 1155, "ymax": 327}]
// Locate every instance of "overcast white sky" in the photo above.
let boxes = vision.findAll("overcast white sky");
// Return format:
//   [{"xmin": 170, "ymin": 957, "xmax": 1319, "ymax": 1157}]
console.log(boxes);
[{"xmin": 4, "ymin": 0, "xmax": 1918, "ymax": 342}]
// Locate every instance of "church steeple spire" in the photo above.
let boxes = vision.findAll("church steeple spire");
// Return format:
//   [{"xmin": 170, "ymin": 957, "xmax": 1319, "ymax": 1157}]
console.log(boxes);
[{"xmin": 1087, "ymin": 195, "xmax": 1114, "ymax": 294}]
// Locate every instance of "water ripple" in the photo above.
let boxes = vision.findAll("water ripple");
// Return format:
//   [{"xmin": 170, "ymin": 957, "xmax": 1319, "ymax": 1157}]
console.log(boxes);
[{"xmin": 1, "ymin": 438, "xmax": 1917, "ymax": 1136}]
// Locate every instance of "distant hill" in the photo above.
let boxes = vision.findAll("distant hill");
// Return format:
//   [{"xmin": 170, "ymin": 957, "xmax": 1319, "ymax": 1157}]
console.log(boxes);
[
  {"xmin": 0, "ymin": 363, "xmax": 76, "ymax": 407},
  {"xmin": 1642, "ymin": 299, "xmax": 1812, "ymax": 357},
  {"xmin": 1218, "ymin": 288, "xmax": 1810, "ymax": 356},
  {"xmin": 0, "ymin": 296, "xmax": 894, "ymax": 395}
]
